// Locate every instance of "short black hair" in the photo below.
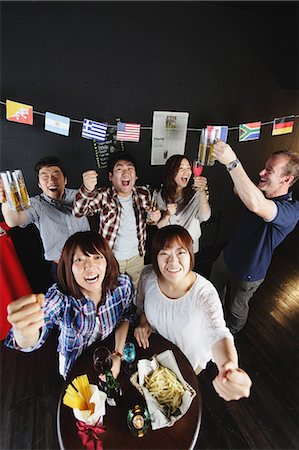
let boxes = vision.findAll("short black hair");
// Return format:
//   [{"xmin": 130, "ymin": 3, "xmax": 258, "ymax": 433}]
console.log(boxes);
[
  {"xmin": 107, "ymin": 150, "xmax": 137, "ymax": 174},
  {"xmin": 34, "ymin": 156, "xmax": 66, "ymax": 179}
]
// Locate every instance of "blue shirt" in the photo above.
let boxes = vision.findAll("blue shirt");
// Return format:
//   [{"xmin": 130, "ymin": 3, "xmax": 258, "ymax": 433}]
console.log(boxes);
[
  {"xmin": 5, "ymin": 274, "xmax": 135, "ymax": 378},
  {"xmin": 21, "ymin": 188, "xmax": 90, "ymax": 261},
  {"xmin": 224, "ymin": 192, "xmax": 299, "ymax": 281}
]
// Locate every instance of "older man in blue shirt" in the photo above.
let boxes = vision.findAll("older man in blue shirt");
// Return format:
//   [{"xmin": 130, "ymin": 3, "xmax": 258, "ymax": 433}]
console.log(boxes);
[{"xmin": 211, "ymin": 143, "xmax": 299, "ymax": 334}]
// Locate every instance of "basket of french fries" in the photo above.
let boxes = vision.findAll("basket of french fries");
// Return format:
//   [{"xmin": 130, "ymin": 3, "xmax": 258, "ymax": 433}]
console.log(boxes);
[{"xmin": 130, "ymin": 350, "xmax": 196, "ymax": 430}]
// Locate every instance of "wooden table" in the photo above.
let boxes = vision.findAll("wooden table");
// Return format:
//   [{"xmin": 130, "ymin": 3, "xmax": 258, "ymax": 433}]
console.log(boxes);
[{"xmin": 57, "ymin": 332, "xmax": 202, "ymax": 450}]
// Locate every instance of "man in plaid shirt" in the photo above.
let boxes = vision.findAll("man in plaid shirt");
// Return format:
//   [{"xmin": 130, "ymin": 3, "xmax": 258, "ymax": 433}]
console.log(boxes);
[{"xmin": 73, "ymin": 151, "xmax": 161, "ymax": 290}]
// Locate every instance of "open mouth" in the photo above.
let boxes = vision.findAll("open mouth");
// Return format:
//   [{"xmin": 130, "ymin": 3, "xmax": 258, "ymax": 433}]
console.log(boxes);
[
  {"xmin": 181, "ymin": 177, "xmax": 188, "ymax": 184},
  {"xmin": 259, "ymin": 178, "xmax": 267, "ymax": 185},
  {"xmin": 84, "ymin": 274, "xmax": 99, "ymax": 283},
  {"xmin": 121, "ymin": 180, "xmax": 130, "ymax": 187},
  {"xmin": 48, "ymin": 186, "xmax": 59, "ymax": 191}
]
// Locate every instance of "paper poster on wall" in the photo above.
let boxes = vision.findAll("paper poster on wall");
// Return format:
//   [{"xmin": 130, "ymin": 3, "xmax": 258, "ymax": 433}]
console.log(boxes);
[{"xmin": 151, "ymin": 111, "xmax": 189, "ymax": 165}]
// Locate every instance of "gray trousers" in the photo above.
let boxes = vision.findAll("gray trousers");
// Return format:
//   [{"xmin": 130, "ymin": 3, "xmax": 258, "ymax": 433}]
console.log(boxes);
[{"xmin": 210, "ymin": 251, "xmax": 264, "ymax": 333}]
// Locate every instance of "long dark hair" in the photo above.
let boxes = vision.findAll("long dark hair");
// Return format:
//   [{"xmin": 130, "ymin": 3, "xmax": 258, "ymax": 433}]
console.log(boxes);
[
  {"xmin": 152, "ymin": 225, "xmax": 195, "ymax": 279},
  {"xmin": 57, "ymin": 231, "xmax": 120, "ymax": 299},
  {"xmin": 161, "ymin": 155, "xmax": 194, "ymax": 206}
]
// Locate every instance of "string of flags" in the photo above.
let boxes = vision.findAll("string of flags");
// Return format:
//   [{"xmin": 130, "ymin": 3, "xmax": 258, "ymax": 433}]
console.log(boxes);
[{"xmin": 1, "ymin": 99, "xmax": 298, "ymax": 143}]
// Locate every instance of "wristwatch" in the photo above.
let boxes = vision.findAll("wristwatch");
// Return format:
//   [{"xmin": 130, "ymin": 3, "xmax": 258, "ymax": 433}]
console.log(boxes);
[{"xmin": 226, "ymin": 159, "xmax": 241, "ymax": 172}]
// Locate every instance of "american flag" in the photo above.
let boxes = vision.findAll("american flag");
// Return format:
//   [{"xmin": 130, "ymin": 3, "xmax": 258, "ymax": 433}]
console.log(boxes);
[
  {"xmin": 82, "ymin": 119, "xmax": 107, "ymax": 141},
  {"xmin": 116, "ymin": 122, "xmax": 140, "ymax": 142}
]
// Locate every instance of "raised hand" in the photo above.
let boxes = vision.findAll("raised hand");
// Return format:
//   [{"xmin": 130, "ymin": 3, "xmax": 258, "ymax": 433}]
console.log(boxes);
[
  {"xmin": 148, "ymin": 208, "xmax": 161, "ymax": 223},
  {"xmin": 193, "ymin": 176, "xmax": 208, "ymax": 192},
  {"xmin": 212, "ymin": 361, "xmax": 252, "ymax": 401},
  {"xmin": 82, "ymin": 170, "xmax": 98, "ymax": 192},
  {"xmin": 213, "ymin": 140, "xmax": 237, "ymax": 166},
  {"xmin": 7, "ymin": 294, "xmax": 45, "ymax": 348}
]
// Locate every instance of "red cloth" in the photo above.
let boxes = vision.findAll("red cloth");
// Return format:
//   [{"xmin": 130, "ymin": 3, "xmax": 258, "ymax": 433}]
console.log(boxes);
[
  {"xmin": 0, "ymin": 222, "xmax": 32, "ymax": 340},
  {"xmin": 76, "ymin": 420, "xmax": 106, "ymax": 450}
]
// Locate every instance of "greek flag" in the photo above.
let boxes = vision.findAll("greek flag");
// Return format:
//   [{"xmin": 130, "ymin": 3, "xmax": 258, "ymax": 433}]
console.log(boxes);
[{"xmin": 82, "ymin": 119, "xmax": 107, "ymax": 141}]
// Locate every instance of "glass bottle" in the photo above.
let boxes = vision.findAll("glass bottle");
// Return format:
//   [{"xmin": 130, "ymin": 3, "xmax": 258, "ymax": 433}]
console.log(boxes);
[
  {"xmin": 127, "ymin": 404, "xmax": 151, "ymax": 438},
  {"xmin": 105, "ymin": 369, "xmax": 122, "ymax": 406},
  {"xmin": 93, "ymin": 346, "xmax": 122, "ymax": 406}
]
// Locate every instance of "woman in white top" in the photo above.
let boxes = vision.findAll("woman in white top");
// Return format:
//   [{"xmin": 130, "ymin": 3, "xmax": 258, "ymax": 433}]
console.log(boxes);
[
  {"xmin": 134, "ymin": 225, "xmax": 251, "ymax": 401},
  {"xmin": 156, "ymin": 155, "xmax": 211, "ymax": 254}
]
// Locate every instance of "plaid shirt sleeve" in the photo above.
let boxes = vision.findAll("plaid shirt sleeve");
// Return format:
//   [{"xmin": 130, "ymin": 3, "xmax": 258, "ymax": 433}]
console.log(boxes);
[
  {"xmin": 73, "ymin": 184, "xmax": 103, "ymax": 217},
  {"xmin": 4, "ymin": 284, "xmax": 64, "ymax": 352}
]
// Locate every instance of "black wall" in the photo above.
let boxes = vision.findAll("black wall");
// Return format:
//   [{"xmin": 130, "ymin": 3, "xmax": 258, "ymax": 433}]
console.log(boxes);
[{"xmin": 1, "ymin": 1, "xmax": 298, "ymax": 251}]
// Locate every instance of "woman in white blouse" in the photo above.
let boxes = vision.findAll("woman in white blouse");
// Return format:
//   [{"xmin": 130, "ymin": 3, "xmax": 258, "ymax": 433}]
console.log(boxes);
[{"xmin": 134, "ymin": 225, "xmax": 251, "ymax": 401}]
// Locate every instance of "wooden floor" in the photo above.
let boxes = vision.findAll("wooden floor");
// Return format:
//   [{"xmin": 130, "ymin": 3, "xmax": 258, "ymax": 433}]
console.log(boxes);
[
  {"xmin": 196, "ymin": 249, "xmax": 299, "ymax": 450},
  {"xmin": 1, "ymin": 248, "xmax": 298, "ymax": 450}
]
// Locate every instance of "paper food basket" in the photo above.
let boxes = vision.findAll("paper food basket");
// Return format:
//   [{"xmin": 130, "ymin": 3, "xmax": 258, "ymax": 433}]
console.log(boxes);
[{"xmin": 130, "ymin": 349, "xmax": 196, "ymax": 430}]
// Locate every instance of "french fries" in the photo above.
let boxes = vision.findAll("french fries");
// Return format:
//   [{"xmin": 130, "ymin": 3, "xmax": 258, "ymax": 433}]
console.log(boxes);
[{"xmin": 144, "ymin": 365, "xmax": 185, "ymax": 414}]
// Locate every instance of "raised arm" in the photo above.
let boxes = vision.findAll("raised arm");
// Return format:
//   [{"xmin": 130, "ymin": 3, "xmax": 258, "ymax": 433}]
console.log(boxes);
[
  {"xmin": 7, "ymin": 294, "xmax": 45, "ymax": 348},
  {"xmin": 211, "ymin": 337, "xmax": 252, "ymax": 401},
  {"xmin": 213, "ymin": 141, "xmax": 277, "ymax": 221},
  {"xmin": 0, "ymin": 179, "xmax": 27, "ymax": 226},
  {"xmin": 193, "ymin": 175, "xmax": 211, "ymax": 221},
  {"xmin": 73, "ymin": 170, "xmax": 100, "ymax": 217}
]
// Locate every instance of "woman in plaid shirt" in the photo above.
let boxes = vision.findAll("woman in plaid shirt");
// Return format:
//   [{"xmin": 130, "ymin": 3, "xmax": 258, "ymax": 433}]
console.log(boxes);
[{"xmin": 5, "ymin": 231, "xmax": 135, "ymax": 379}]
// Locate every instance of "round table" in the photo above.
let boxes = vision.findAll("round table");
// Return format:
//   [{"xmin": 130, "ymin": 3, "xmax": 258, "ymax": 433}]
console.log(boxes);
[{"xmin": 57, "ymin": 332, "xmax": 202, "ymax": 450}]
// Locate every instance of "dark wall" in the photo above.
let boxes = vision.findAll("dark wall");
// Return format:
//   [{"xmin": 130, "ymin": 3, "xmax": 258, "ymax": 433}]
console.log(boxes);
[{"xmin": 1, "ymin": 1, "xmax": 298, "ymax": 250}]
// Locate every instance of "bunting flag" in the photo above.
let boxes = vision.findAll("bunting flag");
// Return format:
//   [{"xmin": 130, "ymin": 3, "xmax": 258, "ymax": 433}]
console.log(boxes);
[
  {"xmin": 207, "ymin": 125, "xmax": 228, "ymax": 142},
  {"xmin": 116, "ymin": 122, "xmax": 141, "ymax": 142},
  {"xmin": 1, "ymin": 98, "xmax": 298, "ymax": 145},
  {"xmin": 6, "ymin": 99, "xmax": 33, "ymax": 125},
  {"xmin": 82, "ymin": 118, "xmax": 107, "ymax": 141},
  {"xmin": 45, "ymin": 112, "xmax": 70, "ymax": 136},
  {"xmin": 272, "ymin": 115, "xmax": 295, "ymax": 136},
  {"xmin": 239, "ymin": 121, "xmax": 261, "ymax": 142}
]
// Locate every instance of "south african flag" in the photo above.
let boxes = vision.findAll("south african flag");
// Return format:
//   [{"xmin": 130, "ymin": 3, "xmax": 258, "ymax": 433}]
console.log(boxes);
[{"xmin": 239, "ymin": 121, "xmax": 261, "ymax": 142}]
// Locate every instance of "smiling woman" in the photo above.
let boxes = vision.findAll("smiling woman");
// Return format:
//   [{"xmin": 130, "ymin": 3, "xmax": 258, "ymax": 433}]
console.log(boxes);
[
  {"xmin": 134, "ymin": 225, "xmax": 252, "ymax": 402},
  {"xmin": 156, "ymin": 154, "xmax": 211, "ymax": 255},
  {"xmin": 5, "ymin": 231, "xmax": 136, "ymax": 379}
]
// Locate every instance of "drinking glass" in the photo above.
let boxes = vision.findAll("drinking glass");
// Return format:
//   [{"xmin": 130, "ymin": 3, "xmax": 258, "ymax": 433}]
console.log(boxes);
[
  {"xmin": 146, "ymin": 189, "xmax": 158, "ymax": 224},
  {"xmin": 0, "ymin": 169, "xmax": 30, "ymax": 211},
  {"xmin": 192, "ymin": 160, "xmax": 203, "ymax": 177},
  {"xmin": 123, "ymin": 342, "xmax": 137, "ymax": 375},
  {"xmin": 93, "ymin": 346, "xmax": 112, "ymax": 377},
  {"xmin": 93, "ymin": 346, "xmax": 122, "ymax": 405}
]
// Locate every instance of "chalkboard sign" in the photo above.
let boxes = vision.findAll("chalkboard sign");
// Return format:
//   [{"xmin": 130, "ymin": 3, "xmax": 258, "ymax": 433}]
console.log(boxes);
[{"xmin": 93, "ymin": 120, "xmax": 125, "ymax": 169}]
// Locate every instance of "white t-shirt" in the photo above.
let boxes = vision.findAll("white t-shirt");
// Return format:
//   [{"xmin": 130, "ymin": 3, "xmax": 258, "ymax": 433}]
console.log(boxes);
[
  {"xmin": 113, "ymin": 194, "xmax": 139, "ymax": 260},
  {"xmin": 136, "ymin": 265, "xmax": 233, "ymax": 371}
]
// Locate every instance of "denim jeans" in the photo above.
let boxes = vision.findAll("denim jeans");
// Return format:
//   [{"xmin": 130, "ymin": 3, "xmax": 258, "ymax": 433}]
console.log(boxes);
[{"xmin": 210, "ymin": 251, "xmax": 264, "ymax": 333}]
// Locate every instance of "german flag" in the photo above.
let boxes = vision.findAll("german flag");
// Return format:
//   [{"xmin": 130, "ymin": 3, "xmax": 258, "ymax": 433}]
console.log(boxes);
[{"xmin": 272, "ymin": 115, "xmax": 294, "ymax": 136}]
